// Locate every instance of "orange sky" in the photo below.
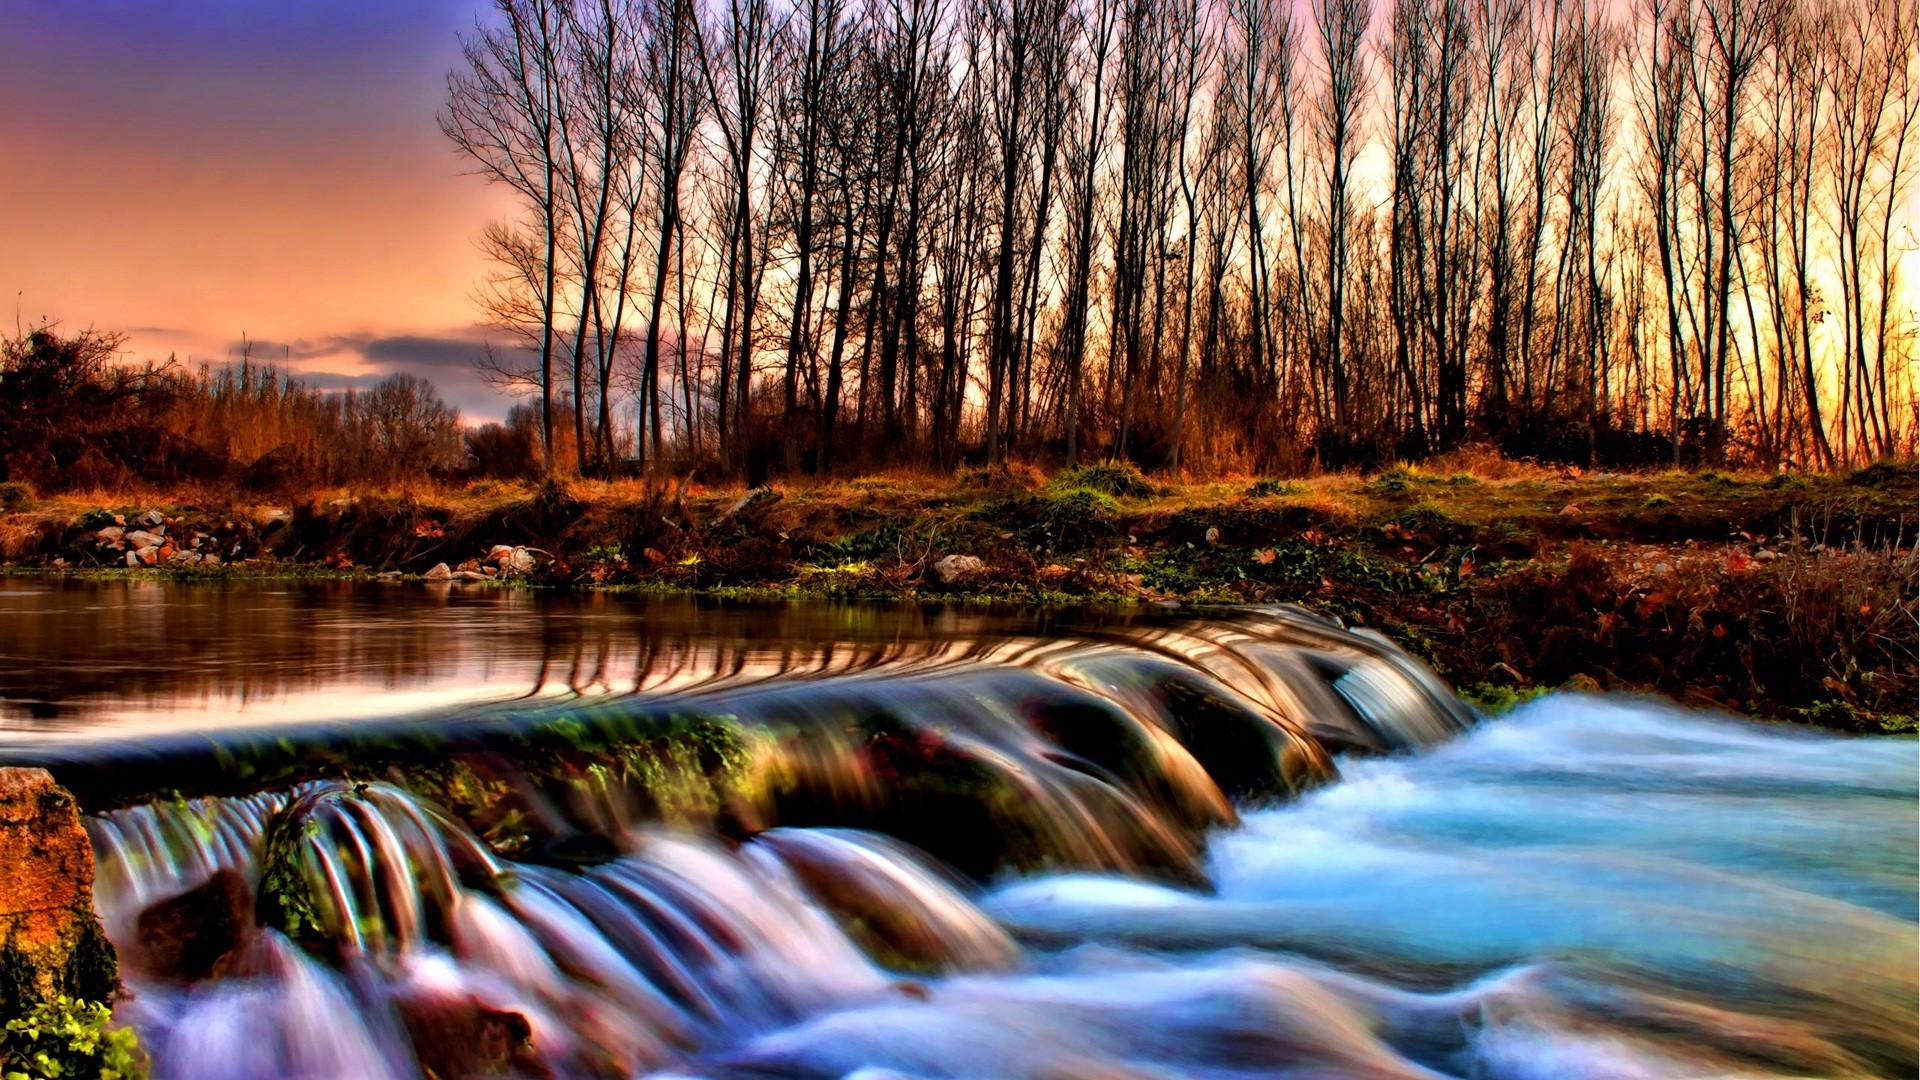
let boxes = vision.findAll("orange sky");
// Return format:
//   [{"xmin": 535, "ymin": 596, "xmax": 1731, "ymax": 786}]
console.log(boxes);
[{"xmin": 0, "ymin": 1, "xmax": 518, "ymax": 419}]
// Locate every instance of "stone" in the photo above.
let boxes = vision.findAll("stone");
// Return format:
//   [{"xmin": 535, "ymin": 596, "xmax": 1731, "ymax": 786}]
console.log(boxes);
[
  {"xmin": 453, "ymin": 570, "xmax": 490, "ymax": 582},
  {"xmin": 932, "ymin": 554, "xmax": 986, "ymax": 584},
  {"xmin": 392, "ymin": 984, "xmax": 543, "ymax": 1080},
  {"xmin": 94, "ymin": 527, "xmax": 125, "ymax": 543},
  {"xmin": 1204, "ymin": 526, "xmax": 1221, "ymax": 545},
  {"xmin": 134, "ymin": 546, "xmax": 160, "ymax": 566},
  {"xmin": 133, "ymin": 869, "xmax": 255, "ymax": 984},
  {"xmin": 423, "ymin": 562, "xmax": 453, "ymax": 582},
  {"xmin": 719, "ymin": 486, "xmax": 779, "ymax": 523},
  {"xmin": 487, "ymin": 545, "xmax": 516, "ymax": 562},
  {"xmin": 125, "ymin": 530, "xmax": 165, "ymax": 549},
  {"xmin": 0, "ymin": 768, "xmax": 118, "ymax": 1018},
  {"xmin": 500, "ymin": 547, "xmax": 537, "ymax": 575},
  {"xmin": 1561, "ymin": 673, "xmax": 1604, "ymax": 694},
  {"xmin": 136, "ymin": 510, "xmax": 164, "ymax": 529}
]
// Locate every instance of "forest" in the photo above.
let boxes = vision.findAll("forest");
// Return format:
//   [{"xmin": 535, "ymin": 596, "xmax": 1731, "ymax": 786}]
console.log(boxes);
[{"xmin": 438, "ymin": 0, "xmax": 1917, "ymax": 479}]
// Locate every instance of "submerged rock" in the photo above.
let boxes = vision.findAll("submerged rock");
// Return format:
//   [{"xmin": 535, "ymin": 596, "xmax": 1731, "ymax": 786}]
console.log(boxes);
[
  {"xmin": 0, "ymin": 768, "xmax": 118, "ymax": 1018},
  {"xmin": 132, "ymin": 869, "xmax": 255, "ymax": 983}
]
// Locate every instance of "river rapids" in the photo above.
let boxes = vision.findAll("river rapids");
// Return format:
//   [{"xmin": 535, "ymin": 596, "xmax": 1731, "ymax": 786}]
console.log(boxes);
[{"xmin": 3, "ymin": 593, "xmax": 1912, "ymax": 1079}]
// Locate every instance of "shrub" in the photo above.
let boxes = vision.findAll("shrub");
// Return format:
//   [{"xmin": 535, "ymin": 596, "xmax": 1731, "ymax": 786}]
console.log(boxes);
[
  {"xmin": 1397, "ymin": 501, "xmax": 1457, "ymax": 532},
  {"xmin": 1050, "ymin": 462, "xmax": 1151, "ymax": 499},
  {"xmin": 955, "ymin": 463, "xmax": 1044, "ymax": 492},
  {"xmin": 1845, "ymin": 460, "xmax": 1907, "ymax": 488},
  {"xmin": 1367, "ymin": 467, "xmax": 1416, "ymax": 494},
  {"xmin": 0, "ymin": 481, "xmax": 33, "ymax": 510},
  {"xmin": 0, "ymin": 995, "xmax": 145, "ymax": 1080},
  {"xmin": 75, "ymin": 509, "xmax": 116, "ymax": 531},
  {"xmin": 1245, "ymin": 477, "xmax": 1302, "ymax": 498}
]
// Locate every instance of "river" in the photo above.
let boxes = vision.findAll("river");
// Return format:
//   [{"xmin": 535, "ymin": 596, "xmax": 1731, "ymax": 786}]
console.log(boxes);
[{"xmin": 1, "ymin": 578, "xmax": 1913, "ymax": 1079}]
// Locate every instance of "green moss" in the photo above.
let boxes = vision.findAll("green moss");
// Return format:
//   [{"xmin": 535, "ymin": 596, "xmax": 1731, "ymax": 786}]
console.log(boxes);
[
  {"xmin": 255, "ymin": 811, "xmax": 326, "ymax": 946},
  {"xmin": 1460, "ymin": 683, "xmax": 1549, "ymax": 715},
  {"xmin": 1, "ymin": 996, "xmax": 144, "ymax": 1080}
]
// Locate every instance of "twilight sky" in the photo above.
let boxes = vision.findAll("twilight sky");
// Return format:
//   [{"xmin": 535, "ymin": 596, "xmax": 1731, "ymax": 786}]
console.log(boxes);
[{"xmin": 0, "ymin": 1, "xmax": 520, "ymax": 420}]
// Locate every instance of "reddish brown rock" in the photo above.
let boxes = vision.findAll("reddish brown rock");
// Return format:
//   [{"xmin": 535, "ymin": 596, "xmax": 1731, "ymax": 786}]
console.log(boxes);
[
  {"xmin": 0, "ymin": 768, "xmax": 117, "ymax": 1017},
  {"xmin": 394, "ymin": 989, "xmax": 546, "ymax": 1079},
  {"xmin": 132, "ymin": 869, "xmax": 256, "ymax": 983}
]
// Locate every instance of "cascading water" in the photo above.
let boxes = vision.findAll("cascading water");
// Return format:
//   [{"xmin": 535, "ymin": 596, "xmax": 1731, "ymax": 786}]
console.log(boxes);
[{"xmin": 4, "ymin": 586, "xmax": 1913, "ymax": 1079}]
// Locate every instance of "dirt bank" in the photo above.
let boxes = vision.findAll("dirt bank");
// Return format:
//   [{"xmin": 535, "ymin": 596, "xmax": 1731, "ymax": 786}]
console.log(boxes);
[{"xmin": 2, "ymin": 462, "xmax": 1913, "ymax": 731}]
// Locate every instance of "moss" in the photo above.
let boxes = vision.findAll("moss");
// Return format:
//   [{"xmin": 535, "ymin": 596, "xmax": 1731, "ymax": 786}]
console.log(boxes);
[
  {"xmin": 1460, "ymin": 683, "xmax": 1549, "ymax": 716},
  {"xmin": 255, "ymin": 810, "xmax": 326, "ymax": 947}
]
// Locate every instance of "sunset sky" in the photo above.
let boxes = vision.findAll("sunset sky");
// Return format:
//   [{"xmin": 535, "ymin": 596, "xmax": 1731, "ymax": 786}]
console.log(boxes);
[{"xmin": 0, "ymin": 1, "xmax": 519, "ymax": 419}]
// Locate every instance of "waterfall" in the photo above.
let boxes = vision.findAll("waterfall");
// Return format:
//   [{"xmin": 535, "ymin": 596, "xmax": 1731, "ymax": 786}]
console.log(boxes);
[{"xmin": 38, "ymin": 605, "xmax": 1916, "ymax": 1078}]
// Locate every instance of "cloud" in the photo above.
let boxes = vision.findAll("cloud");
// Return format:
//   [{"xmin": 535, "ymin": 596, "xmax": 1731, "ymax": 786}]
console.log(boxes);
[{"xmin": 196, "ymin": 326, "xmax": 534, "ymax": 423}]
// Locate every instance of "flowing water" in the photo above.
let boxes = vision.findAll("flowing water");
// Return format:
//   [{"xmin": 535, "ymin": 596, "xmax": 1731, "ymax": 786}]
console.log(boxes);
[{"xmin": 0, "ymin": 579, "xmax": 1913, "ymax": 1079}]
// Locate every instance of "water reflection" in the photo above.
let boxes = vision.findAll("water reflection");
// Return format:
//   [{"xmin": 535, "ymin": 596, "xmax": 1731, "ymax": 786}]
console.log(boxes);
[{"xmin": 0, "ymin": 579, "xmax": 1107, "ymax": 737}]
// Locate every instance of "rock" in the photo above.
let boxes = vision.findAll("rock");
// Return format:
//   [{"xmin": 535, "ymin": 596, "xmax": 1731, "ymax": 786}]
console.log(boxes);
[
  {"xmin": 1204, "ymin": 526, "xmax": 1221, "ymax": 545},
  {"xmin": 453, "ymin": 570, "xmax": 490, "ymax": 582},
  {"xmin": 719, "ymin": 486, "xmax": 779, "ymax": 524},
  {"xmin": 136, "ymin": 510, "xmax": 164, "ymax": 529},
  {"xmin": 487, "ymin": 545, "xmax": 516, "ymax": 562},
  {"xmin": 94, "ymin": 526, "xmax": 125, "ymax": 543},
  {"xmin": 424, "ymin": 562, "xmax": 453, "ymax": 582},
  {"xmin": 124, "ymin": 551, "xmax": 139, "ymax": 567},
  {"xmin": 133, "ymin": 869, "xmax": 255, "ymax": 983},
  {"xmin": 201, "ymin": 553, "xmax": 221, "ymax": 567},
  {"xmin": 500, "ymin": 547, "xmax": 537, "ymax": 575},
  {"xmin": 125, "ymin": 529, "xmax": 165, "ymax": 549},
  {"xmin": 133, "ymin": 546, "xmax": 160, "ymax": 566},
  {"xmin": 392, "ymin": 982, "xmax": 543, "ymax": 1080},
  {"xmin": 0, "ymin": 768, "xmax": 118, "ymax": 1018},
  {"xmin": 932, "ymin": 554, "xmax": 986, "ymax": 584},
  {"xmin": 1561, "ymin": 673, "xmax": 1604, "ymax": 694}
]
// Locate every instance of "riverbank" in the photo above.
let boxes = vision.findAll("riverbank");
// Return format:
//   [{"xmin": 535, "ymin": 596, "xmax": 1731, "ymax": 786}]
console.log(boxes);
[{"xmin": 2, "ymin": 460, "xmax": 1912, "ymax": 731}]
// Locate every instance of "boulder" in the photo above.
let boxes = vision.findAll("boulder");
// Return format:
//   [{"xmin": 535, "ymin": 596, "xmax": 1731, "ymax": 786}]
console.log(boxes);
[
  {"xmin": 135, "ymin": 510, "xmax": 164, "ymax": 529},
  {"xmin": 125, "ymin": 530, "xmax": 165, "ymax": 549},
  {"xmin": 499, "ymin": 547, "xmax": 538, "ymax": 575},
  {"xmin": 0, "ymin": 769, "xmax": 118, "ymax": 1018},
  {"xmin": 132, "ymin": 869, "xmax": 255, "ymax": 983},
  {"xmin": 487, "ymin": 545, "xmax": 516, "ymax": 562},
  {"xmin": 393, "ymin": 986, "xmax": 544, "ymax": 1080},
  {"xmin": 94, "ymin": 527, "xmax": 125, "ymax": 543},
  {"xmin": 423, "ymin": 562, "xmax": 453, "ymax": 582},
  {"xmin": 932, "ymin": 554, "xmax": 986, "ymax": 585}
]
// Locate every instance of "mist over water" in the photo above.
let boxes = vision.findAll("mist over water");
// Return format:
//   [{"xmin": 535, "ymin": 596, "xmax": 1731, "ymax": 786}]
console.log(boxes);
[{"xmin": 8, "ymin": 582, "xmax": 1911, "ymax": 1079}]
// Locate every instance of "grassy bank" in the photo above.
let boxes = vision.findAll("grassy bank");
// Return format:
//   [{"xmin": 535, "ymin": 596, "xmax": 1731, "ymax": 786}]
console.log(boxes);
[{"xmin": 1, "ymin": 459, "xmax": 1912, "ymax": 732}]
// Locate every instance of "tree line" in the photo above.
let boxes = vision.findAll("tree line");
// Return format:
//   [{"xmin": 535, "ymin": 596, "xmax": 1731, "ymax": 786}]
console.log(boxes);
[
  {"xmin": 0, "ymin": 329, "xmax": 471, "ymax": 492},
  {"xmin": 446, "ymin": 0, "xmax": 1917, "ymax": 478}
]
